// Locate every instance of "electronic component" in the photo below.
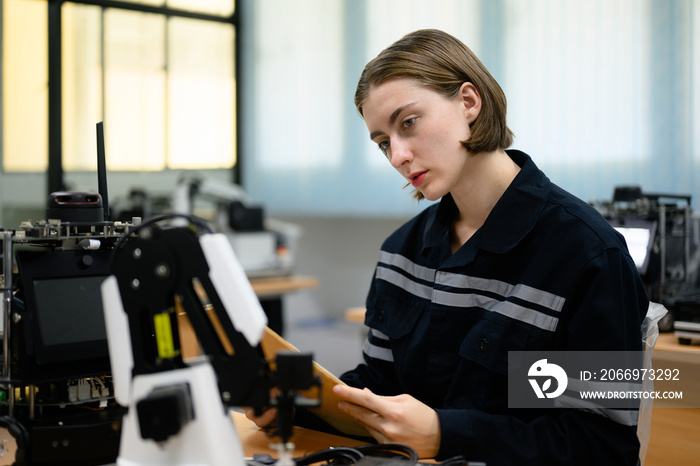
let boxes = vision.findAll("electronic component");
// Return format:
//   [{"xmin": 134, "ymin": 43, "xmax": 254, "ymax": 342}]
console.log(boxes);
[
  {"xmin": 592, "ymin": 186, "xmax": 700, "ymax": 340},
  {"xmin": 102, "ymin": 216, "xmax": 320, "ymax": 465},
  {"xmin": 0, "ymin": 122, "xmax": 134, "ymax": 464}
]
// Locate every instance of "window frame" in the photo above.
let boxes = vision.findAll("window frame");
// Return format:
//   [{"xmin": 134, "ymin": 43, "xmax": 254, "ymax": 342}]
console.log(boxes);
[{"xmin": 45, "ymin": 0, "xmax": 241, "ymax": 195}]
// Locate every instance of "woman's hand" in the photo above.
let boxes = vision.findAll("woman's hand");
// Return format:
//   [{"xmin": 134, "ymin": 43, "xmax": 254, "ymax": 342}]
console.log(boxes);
[
  {"xmin": 243, "ymin": 387, "xmax": 284, "ymax": 429},
  {"xmin": 242, "ymin": 406, "xmax": 278, "ymax": 429},
  {"xmin": 333, "ymin": 385, "xmax": 441, "ymax": 459}
]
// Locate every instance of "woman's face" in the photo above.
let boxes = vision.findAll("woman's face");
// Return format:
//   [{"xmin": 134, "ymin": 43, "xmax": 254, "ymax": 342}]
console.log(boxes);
[{"xmin": 362, "ymin": 78, "xmax": 478, "ymax": 202}]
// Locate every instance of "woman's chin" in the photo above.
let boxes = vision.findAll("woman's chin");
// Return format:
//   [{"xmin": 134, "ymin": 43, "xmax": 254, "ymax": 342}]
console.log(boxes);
[{"xmin": 420, "ymin": 189, "xmax": 444, "ymax": 202}]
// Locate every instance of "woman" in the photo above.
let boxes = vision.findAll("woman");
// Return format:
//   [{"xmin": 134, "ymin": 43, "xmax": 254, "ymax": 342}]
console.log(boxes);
[
  {"xmin": 333, "ymin": 29, "xmax": 647, "ymax": 465},
  {"xmin": 250, "ymin": 29, "xmax": 648, "ymax": 465}
]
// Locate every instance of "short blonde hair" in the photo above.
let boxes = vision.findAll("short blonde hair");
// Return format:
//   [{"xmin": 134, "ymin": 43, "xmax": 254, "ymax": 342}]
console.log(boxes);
[{"xmin": 355, "ymin": 29, "xmax": 514, "ymax": 199}]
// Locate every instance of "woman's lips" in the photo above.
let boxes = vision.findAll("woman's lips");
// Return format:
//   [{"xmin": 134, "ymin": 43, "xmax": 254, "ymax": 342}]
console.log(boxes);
[{"xmin": 410, "ymin": 171, "xmax": 427, "ymax": 188}]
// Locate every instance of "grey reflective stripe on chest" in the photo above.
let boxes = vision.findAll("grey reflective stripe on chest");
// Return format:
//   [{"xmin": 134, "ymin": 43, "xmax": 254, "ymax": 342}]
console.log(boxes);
[{"xmin": 376, "ymin": 251, "xmax": 564, "ymax": 332}]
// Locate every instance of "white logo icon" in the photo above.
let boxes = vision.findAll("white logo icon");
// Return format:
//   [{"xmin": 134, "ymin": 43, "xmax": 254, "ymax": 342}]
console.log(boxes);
[{"xmin": 528, "ymin": 359, "xmax": 568, "ymax": 399}]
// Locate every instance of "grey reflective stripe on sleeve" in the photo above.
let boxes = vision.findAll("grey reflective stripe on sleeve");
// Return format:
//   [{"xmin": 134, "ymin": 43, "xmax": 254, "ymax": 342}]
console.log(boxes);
[
  {"xmin": 379, "ymin": 251, "xmax": 436, "ymax": 282},
  {"xmin": 375, "ymin": 266, "xmax": 433, "ymax": 300},
  {"xmin": 512, "ymin": 283, "xmax": 565, "ymax": 312},
  {"xmin": 374, "ymin": 252, "xmax": 565, "ymax": 331},
  {"xmin": 437, "ymin": 272, "xmax": 565, "ymax": 313},
  {"xmin": 370, "ymin": 328, "xmax": 389, "ymax": 340},
  {"xmin": 362, "ymin": 329, "xmax": 393, "ymax": 362},
  {"xmin": 432, "ymin": 289, "xmax": 559, "ymax": 331}
]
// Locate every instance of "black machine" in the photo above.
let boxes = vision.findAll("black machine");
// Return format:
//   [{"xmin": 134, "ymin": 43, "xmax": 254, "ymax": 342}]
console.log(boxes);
[
  {"xmin": 0, "ymin": 123, "xmax": 134, "ymax": 464},
  {"xmin": 13, "ymin": 248, "xmax": 112, "ymax": 383},
  {"xmin": 1, "ymin": 226, "xmax": 130, "ymax": 465},
  {"xmin": 592, "ymin": 186, "xmax": 700, "ymax": 342},
  {"xmin": 0, "ymin": 123, "xmax": 322, "ymax": 465}
]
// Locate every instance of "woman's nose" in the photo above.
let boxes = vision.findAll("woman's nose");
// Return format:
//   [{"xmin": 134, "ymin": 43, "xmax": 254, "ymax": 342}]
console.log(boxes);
[{"xmin": 389, "ymin": 139, "xmax": 412, "ymax": 168}]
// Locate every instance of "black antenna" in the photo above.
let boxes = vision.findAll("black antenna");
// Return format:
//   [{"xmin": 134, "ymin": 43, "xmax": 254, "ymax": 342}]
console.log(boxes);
[{"xmin": 96, "ymin": 121, "xmax": 110, "ymax": 221}]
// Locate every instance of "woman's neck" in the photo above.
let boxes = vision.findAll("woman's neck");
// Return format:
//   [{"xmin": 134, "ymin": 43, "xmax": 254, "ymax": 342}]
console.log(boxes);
[{"xmin": 450, "ymin": 149, "xmax": 520, "ymax": 252}]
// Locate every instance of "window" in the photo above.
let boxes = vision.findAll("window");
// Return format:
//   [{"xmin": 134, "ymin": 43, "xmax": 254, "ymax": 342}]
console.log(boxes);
[
  {"xmin": 6, "ymin": 0, "xmax": 696, "ymax": 218},
  {"xmin": 3, "ymin": 0, "xmax": 236, "ymax": 176},
  {"xmin": 244, "ymin": 0, "xmax": 697, "ymax": 216},
  {"xmin": 2, "ymin": 0, "xmax": 48, "ymax": 172},
  {"xmin": 504, "ymin": 0, "xmax": 652, "ymax": 166},
  {"xmin": 243, "ymin": 0, "xmax": 480, "ymax": 217}
]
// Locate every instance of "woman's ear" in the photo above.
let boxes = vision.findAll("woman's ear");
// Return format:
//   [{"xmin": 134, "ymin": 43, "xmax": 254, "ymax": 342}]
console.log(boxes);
[{"xmin": 459, "ymin": 82, "xmax": 482, "ymax": 124}]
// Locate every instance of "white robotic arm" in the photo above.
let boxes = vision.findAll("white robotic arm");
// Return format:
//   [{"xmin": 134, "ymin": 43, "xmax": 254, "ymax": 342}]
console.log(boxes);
[{"xmin": 101, "ymin": 220, "xmax": 269, "ymax": 466}]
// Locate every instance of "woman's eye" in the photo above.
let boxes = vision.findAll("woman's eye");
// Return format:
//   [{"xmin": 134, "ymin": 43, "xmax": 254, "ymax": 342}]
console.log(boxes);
[
  {"xmin": 402, "ymin": 118, "xmax": 415, "ymax": 129},
  {"xmin": 378, "ymin": 140, "xmax": 390, "ymax": 155}
]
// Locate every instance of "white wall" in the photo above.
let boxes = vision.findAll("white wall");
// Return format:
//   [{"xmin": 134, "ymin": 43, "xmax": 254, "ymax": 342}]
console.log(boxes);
[{"xmin": 276, "ymin": 215, "xmax": 409, "ymax": 325}]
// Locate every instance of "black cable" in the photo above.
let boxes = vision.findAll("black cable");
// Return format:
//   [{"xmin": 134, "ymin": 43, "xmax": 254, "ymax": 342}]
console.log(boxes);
[
  {"xmin": 354, "ymin": 444, "xmax": 419, "ymax": 464},
  {"xmin": 293, "ymin": 446, "xmax": 364, "ymax": 465},
  {"xmin": 248, "ymin": 443, "xmax": 474, "ymax": 466},
  {"xmin": 112, "ymin": 212, "xmax": 215, "ymax": 252},
  {"xmin": 132, "ymin": 212, "xmax": 214, "ymax": 235},
  {"xmin": 292, "ymin": 443, "xmax": 421, "ymax": 466},
  {"xmin": 435, "ymin": 456, "xmax": 471, "ymax": 466}
]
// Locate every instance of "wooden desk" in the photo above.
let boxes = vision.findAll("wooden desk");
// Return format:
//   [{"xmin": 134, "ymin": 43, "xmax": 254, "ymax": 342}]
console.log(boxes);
[
  {"xmin": 250, "ymin": 275, "xmax": 319, "ymax": 299},
  {"xmin": 345, "ymin": 306, "xmax": 366, "ymax": 324},
  {"xmin": 232, "ymin": 411, "xmax": 365, "ymax": 459},
  {"xmin": 250, "ymin": 275, "xmax": 319, "ymax": 336},
  {"xmin": 653, "ymin": 332, "xmax": 700, "ymax": 352},
  {"xmin": 645, "ymin": 333, "xmax": 700, "ymax": 466}
]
